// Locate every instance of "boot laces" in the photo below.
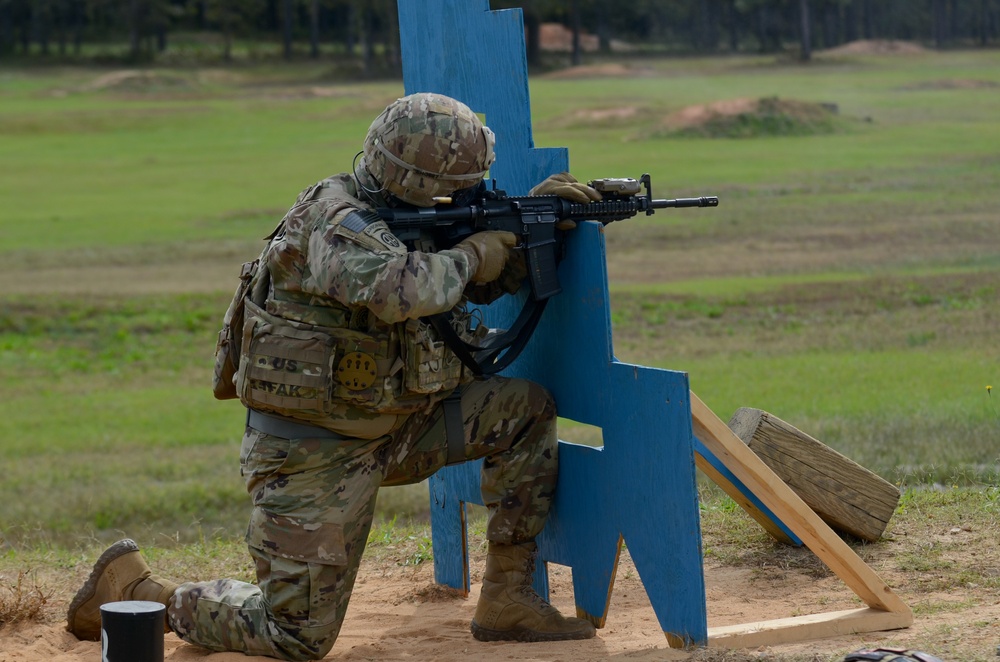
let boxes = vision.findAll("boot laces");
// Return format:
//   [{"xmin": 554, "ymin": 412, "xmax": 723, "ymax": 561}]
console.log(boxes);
[{"xmin": 516, "ymin": 551, "xmax": 554, "ymax": 611}]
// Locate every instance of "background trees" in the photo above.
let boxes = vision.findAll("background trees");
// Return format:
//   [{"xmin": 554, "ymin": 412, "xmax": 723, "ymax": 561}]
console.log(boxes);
[{"xmin": 1, "ymin": 0, "xmax": 998, "ymax": 64}]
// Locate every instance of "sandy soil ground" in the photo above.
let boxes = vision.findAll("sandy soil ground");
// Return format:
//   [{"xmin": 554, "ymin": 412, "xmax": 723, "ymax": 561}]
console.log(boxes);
[{"xmin": 2, "ymin": 541, "xmax": 996, "ymax": 662}]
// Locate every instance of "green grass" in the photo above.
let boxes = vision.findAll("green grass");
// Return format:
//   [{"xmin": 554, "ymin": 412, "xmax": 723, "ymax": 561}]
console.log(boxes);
[
  {"xmin": 683, "ymin": 350, "xmax": 998, "ymax": 484},
  {"xmin": 1, "ymin": 52, "xmax": 999, "ymax": 550},
  {"xmin": 0, "ymin": 71, "xmax": 400, "ymax": 251}
]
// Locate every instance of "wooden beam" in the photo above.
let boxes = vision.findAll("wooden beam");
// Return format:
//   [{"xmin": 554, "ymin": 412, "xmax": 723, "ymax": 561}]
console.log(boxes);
[{"xmin": 707, "ymin": 608, "xmax": 914, "ymax": 649}]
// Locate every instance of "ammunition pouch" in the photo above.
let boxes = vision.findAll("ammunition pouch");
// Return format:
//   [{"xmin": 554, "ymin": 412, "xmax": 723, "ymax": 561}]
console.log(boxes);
[
  {"xmin": 212, "ymin": 220, "xmax": 281, "ymax": 401},
  {"xmin": 402, "ymin": 317, "xmax": 465, "ymax": 395},
  {"xmin": 236, "ymin": 301, "xmax": 474, "ymax": 418},
  {"xmin": 237, "ymin": 299, "xmax": 339, "ymax": 414},
  {"xmin": 212, "ymin": 260, "xmax": 260, "ymax": 401}
]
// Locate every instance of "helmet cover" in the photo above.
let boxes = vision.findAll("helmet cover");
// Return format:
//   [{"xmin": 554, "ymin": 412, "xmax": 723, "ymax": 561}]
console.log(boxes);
[{"xmin": 360, "ymin": 92, "xmax": 495, "ymax": 207}]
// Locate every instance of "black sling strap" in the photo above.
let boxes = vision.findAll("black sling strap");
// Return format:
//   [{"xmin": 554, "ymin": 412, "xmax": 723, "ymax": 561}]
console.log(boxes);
[
  {"xmin": 429, "ymin": 297, "xmax": 548, "ymax": 465},
  {"xmin": 426, "ymin": 297, "xmax": 549, "ymax": 376},
  {"xmin": 442, "ymin": 390, "xmax": 466, "ymax": 466}
]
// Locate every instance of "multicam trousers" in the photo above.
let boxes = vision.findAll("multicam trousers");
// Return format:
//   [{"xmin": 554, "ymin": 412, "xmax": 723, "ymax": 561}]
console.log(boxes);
[{"xmin": 167, "ymin": 376, "xmax": 558, "ymax": 661}]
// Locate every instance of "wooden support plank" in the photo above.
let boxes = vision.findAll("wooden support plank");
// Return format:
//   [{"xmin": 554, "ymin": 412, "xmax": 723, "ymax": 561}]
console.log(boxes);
[
  {"xmin": 693, "ymin": 441, "xmax": 798, "ymax": 546},
  {"xmin": 729, "ymin": 408, "xmax": 901, "ymax": 542},
  {"xmin": 690, "ymin": 391, "xmax": 912, "ymax": 647},
  {"xmin": 707, "ymin": 608, "xmax": 914, "ymax": 649}
]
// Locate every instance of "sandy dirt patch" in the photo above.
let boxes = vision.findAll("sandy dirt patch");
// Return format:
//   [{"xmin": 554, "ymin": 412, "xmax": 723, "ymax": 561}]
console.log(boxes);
[
  {"xmin": 2, "ymin": 542, "xmax": 996, "ymax": 662},
  {"xmin": 538, "ymin": 22, "xmax": 636, "ymax": 55}
]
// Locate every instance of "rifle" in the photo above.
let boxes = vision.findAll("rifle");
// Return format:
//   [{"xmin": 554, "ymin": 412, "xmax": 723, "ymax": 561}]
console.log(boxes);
[{"xmin": 377, "ymin": 173, "xmax": 718, "ymax": 374}]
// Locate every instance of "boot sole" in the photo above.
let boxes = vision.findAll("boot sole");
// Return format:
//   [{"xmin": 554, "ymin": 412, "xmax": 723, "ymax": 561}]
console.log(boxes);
[
  {"xmin": 471, "ymin": 620, "xmax": 596, "ymax": 642},
  {"xmin": 66, "ymin": 538, "xmax": 140, "ymax": 639}
]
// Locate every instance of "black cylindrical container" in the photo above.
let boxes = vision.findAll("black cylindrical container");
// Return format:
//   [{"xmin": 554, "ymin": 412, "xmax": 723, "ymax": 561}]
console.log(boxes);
[{"xmin": 100, "ymin": 600, "xmax": 165, "ymax": 662}]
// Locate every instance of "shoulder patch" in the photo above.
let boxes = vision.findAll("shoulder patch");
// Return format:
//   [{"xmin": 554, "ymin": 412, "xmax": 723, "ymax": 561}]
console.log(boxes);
[
  {"xmin": 335, "ymin": 209, "xmax": 406, "ymax": 254},
  {"xmin": 340, "ymin": 209, "xmax": 381, "ymax": 233},
  {"xmin": 362, "ymin": 221, "xmax": 403, "ymax": 250}
]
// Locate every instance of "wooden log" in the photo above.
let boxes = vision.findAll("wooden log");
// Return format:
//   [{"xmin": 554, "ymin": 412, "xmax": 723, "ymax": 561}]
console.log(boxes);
[{"xmin": 727, "ymin": 408, "xmax": 900, "ymax": 542}]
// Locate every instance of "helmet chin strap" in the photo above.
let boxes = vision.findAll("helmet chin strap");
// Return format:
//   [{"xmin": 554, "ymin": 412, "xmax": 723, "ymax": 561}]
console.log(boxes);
[{"xmin": 352, "ymin": 150, "xmax": 392, "ymax": 205}]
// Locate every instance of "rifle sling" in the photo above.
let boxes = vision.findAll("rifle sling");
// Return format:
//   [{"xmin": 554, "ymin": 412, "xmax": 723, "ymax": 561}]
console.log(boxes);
[
  {"xmin": 426, "ymin": 297, "xmax": 548, "ymax": 377},
  {"xmin": 442, "ymin": 390, "xmax": 466, "ymax": 466}
]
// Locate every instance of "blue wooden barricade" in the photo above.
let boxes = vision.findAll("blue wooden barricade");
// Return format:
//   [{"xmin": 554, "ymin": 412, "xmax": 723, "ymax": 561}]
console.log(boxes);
[
  {"xmin": 396, "ymin": 2, "xmax": 916, "ymax": 649},
  {"xmin": 397, "ymin": 0, "xmax": 707, "ymax": 643}
]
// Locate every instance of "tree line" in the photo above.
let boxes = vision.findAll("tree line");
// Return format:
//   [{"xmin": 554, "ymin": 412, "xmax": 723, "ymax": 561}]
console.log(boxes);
[{"xmin": 2, "ymin": 0, "xmax": 998, "ymax": 67}]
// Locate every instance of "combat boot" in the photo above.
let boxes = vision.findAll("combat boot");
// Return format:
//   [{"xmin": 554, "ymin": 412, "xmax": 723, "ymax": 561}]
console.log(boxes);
[
  {"xmin": 471, "ymin": 541, "xmax": 596, "ymax": 642},
  {"xmin": 66, "ymin": 538, "xmax": 180, "ymax": 641}
]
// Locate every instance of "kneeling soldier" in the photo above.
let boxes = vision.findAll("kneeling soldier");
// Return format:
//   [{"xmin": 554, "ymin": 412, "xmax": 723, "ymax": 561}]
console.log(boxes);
[{"xmin": 67, "ymin": 92, "xmax": 601, "ymax": 660}]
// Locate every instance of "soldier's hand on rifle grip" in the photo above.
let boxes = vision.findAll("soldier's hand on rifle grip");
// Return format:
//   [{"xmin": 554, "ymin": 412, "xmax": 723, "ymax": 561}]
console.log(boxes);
[
  {"xmin": 465, "ymin": 247, "xmax": 527, "ymax": 304},
  {"xmin": 497, "ymin": 247, "xmax": 527, "ymax": 294},
  {"xmin": 455, "ymin": 231, "xmax": 519, "ymax": 284}
]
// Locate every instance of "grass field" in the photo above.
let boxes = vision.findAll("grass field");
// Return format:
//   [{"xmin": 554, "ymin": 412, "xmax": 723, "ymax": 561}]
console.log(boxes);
[{"xmin": 1, "ymin": 49, "xmax": 999, "ymax": 553}]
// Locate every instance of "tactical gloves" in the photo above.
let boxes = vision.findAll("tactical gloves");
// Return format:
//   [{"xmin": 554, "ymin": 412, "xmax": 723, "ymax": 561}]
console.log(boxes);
[
  {"xmin": 465, "ymin": 248, "xmax": 527, "ymax": 304},
  {"xmin": 455, "ymin": 231, "xmax": 519, "ymax": 283},
  {"xmin": 529, "ymin": 172, "xmax": 602, "ymax": 204}
]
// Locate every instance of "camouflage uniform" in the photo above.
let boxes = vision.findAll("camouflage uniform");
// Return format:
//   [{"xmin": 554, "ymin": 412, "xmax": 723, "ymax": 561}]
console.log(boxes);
[{"xmin": 168, "ymin": 174, "xmax": 559, "ymax": 661}]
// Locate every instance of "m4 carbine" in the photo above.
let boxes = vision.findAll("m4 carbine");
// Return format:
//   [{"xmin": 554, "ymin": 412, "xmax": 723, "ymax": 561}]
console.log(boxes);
[
  {"xmin": 378, "ymin": 173, "xmax": 718, "ymax": 302},
  {"xmin": 377, "ymin": 173, "xmax": 718, "ymax": 374}
]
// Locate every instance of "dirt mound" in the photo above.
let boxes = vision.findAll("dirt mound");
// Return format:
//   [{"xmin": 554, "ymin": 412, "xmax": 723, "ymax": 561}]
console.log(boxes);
[
  {"xmin": 659, "ymin": 96, "xmax": 844, "ymax": 138},
  {"xmin": 822, "ymin": 39, "xmax": 928, "ymax": 56},
  {"xmin": 564, "ymin": 105, "xmax": 641, "ymax": 122},
  {"xmin": 84, "ymin": 70, "xmax": 194, "ymax": 93},
  {"xmin": 539, "ymin": 104, "xmax": 652, "ymax": 132}
]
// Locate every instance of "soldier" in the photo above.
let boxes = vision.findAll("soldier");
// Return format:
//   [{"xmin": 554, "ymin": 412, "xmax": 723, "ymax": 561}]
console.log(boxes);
[{"xmin": 67, "ymin": 92, "xmax": 602, "ymax": 660}]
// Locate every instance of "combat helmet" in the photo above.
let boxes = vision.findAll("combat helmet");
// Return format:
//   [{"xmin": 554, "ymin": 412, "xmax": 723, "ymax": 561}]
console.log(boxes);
[{"xmin": 358, "ymin": 92, "xmax": 495, "ymax": 207}]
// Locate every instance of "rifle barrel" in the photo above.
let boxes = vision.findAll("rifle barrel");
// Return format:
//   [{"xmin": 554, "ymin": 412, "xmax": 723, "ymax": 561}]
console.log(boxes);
[{"xmin": 653, "ymin": 196, "xmax": 719, "ymax": 209}]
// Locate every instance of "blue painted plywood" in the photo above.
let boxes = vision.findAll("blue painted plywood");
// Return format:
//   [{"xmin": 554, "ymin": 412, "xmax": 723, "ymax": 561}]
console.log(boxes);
[
  {"xmin": 398, "ymin": 0, "xmax": 564, "ymax": 197},
  {"xmin": 399, "ymin": 0, "xmax": 707, "ymax": 643}
]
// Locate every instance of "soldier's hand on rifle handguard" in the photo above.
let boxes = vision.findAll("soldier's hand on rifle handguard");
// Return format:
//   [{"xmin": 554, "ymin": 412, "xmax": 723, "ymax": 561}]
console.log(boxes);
[
  {"xmin": 528, "ymin": 172, "xmax": 602, "ymax": 230},
  {"xmin": 529, "ymin": 172, "xmax": 602, "ymax": 231},
  {"xmin": 529, "ymin": 171, "xmax": 602, "ymax": 204}
]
